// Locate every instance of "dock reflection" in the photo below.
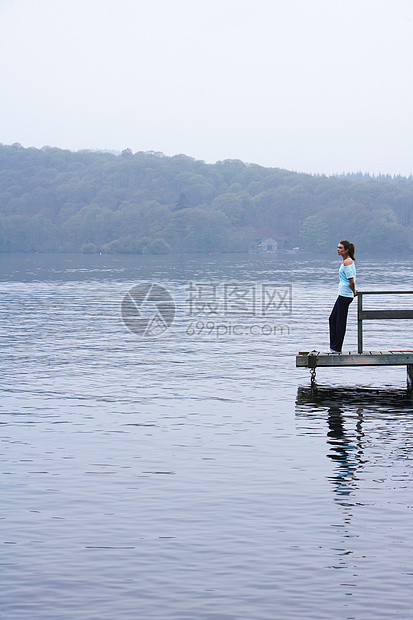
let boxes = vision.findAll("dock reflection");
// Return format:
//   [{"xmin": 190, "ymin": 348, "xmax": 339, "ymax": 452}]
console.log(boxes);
[
  {"xmin": 296, "ymin": 385, "xmax": 413, "ymax": 504},
  {"xmin": 325, "ymin": 403, "xmax": 364, "ymax": 503},
  {"xmin": 296, "ymin": 384, "xmax": 413, "ymax": 410},
  {"xmin": 295, "ymin": 385, "xmax": 413, "ymax": 572}
]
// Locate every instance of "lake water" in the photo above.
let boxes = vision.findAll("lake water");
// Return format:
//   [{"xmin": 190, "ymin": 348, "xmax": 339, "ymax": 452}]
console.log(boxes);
[{"xmin": 1, "ymin": 252, "xmax": 413, "ymax": 620}]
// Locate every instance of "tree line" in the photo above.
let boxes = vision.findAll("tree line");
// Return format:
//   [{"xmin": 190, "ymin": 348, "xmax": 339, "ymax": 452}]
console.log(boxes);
[{"xmin": 1, "ymin": 143, "xmax": 412, "ymax": 254}]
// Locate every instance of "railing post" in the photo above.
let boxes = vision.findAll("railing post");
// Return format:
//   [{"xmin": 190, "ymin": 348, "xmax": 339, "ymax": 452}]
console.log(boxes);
[
  {"xmin": 407, "ymin": 365, "xmax": 413, "ymax": 391},
  {"xmin": 357, "ymin": 292, "xmax": 363, "ymax": 354}
]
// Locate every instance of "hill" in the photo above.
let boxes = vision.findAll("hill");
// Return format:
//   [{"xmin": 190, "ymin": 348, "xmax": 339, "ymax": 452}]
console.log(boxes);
[{"xmin": 1, "ymin": 143, "xmax": 412, "ymax": 254}]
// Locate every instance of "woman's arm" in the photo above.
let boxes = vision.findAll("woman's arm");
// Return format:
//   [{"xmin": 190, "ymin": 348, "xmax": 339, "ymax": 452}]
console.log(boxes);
[{"xmin": 348, "ymin": 277, "xmax": 357, "ymax": 297}]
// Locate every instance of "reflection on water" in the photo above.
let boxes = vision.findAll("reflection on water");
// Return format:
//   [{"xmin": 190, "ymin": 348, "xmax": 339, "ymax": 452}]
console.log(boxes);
[
  {"xmin": 296, "ymin": 385, "xmax": 413, "ymax": 584},
  {"xmin": 296, "ymin": 385, "xmax": 413, "ymax": 506},
  {"xmin": 296, "ymin": 384, "xmax": 413, "ymax": 410},
  {"xmin": 326, "ymin": 403, "xmax": 364, "ymax": 504}
]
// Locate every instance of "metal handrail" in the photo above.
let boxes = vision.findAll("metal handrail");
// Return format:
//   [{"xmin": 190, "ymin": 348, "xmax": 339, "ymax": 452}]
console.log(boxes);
[{"xmin": 357, "ymin": 291, "xmax": 413, "ymax": 353}]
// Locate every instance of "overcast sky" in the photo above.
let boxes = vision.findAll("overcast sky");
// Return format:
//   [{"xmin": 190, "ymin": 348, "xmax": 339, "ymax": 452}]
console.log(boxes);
[{"xmin": 1, "ymin": 0, "xmax": 412, "ymax": 176}]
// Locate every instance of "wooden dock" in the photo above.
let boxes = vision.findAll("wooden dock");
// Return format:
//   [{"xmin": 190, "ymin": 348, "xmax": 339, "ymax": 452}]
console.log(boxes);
[
  {"xmin": 296, "ymin": 350, "xmax": 413, "ymax": 387},
  {"xmin": 297, "ymin": 290, "xmax": 413, "ymax": 388},
  {"xmin": 296, "ymin": 350, "xmax": 413, "ymax": 368}
]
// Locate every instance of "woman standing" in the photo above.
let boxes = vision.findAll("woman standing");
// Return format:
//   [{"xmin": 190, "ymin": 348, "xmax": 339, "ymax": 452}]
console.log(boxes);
[{"xmin": 328, "ymin": 240, "xmax": 357, "ymax": 354}]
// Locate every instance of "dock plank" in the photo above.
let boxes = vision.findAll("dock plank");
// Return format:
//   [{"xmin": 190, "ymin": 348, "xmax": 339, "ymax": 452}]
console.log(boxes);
[{"xmin": 296, "ymin": 351, "xmax": 413, "ymax": 368}]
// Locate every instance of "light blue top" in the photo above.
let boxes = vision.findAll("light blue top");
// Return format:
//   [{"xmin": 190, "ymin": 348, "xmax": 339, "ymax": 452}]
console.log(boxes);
[{"xmin": 338, "ymin": 262, "xmax": 356, "ymax": 297}]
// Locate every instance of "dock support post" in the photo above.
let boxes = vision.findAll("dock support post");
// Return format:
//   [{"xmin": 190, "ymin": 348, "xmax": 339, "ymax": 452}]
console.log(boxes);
[
  {"xmin": 407, "ymin": 365, "xmax": 413, "ymax": 390},
  {"xmin": 357, "ymin": 293, "xmax": 363, "ymax": 354}
]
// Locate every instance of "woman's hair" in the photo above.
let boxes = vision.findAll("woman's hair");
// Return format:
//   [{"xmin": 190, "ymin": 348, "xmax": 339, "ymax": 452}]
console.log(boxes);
[{"xmin": 340, "ymin": 240, "xmax": 355, "ymax": 260}]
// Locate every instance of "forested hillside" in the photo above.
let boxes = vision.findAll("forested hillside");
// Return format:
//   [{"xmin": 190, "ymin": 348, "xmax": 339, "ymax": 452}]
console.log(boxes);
[{"xmin": 1, "ymin": 143, "xmax": 412, "ymax": 254}]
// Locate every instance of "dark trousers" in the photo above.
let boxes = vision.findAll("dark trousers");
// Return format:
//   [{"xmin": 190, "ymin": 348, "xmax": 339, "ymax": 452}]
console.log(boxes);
[{"xmin": 329, "ymin": 295, "xmax": 353, "ymax": 353}]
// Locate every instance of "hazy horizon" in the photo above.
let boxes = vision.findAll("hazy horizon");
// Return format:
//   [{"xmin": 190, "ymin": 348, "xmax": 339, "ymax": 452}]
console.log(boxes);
[{"xmin": 1, "ymin": 0, "xmax": 412, "ymax": 177}]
